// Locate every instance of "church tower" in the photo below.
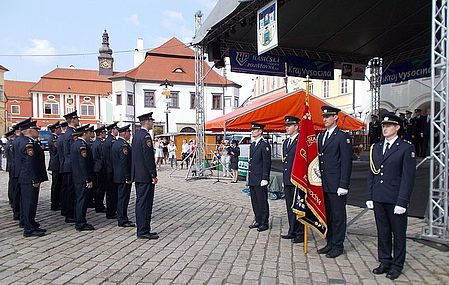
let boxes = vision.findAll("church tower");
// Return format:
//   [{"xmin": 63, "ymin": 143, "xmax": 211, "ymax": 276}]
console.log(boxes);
[{"xmin": 98, "ymin": 30, "xmax": 114, "ymax": 76}]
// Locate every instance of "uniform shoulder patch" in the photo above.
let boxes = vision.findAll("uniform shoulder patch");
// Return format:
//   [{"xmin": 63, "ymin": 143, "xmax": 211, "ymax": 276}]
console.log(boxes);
[
  {"xmin": 80, "ymin": 146, "xmax": 87, "ymax": 158},
  {"xmin": 122, "ymin": 145, "xmax": 129, "ymax": 155},
  {"xmin": 26, "ymin": 143, "xmax": 34, "ymax": 156},
  {"xmin": 145, "ymin": 135, "xmax": 153, "ymax": 148}
]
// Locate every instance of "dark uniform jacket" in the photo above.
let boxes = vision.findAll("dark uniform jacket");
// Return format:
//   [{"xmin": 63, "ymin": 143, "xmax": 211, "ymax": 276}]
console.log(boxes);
[
  {"xmin": 18, "ymin": 137, "xmax": 48, "ymax": 184},
  {"xmin": 367, "ymin": 138, "xmax": 416, "ymax": 207},
  {"xmin": 369, "ymin": 120, "xmax": 381, "ymax": 143},
  {"xmin": 48, "ymin": 134, "xmax": 60, "ymax": 171},
  {"xmin": 103, "ymin": 134, "xmax": 116, "ymax": 174},
  {"xmin": 112, "ymin": 137, "xmax": 132, "ymax": 184},
  {"xmin": 317, "ymin": 127, "xmax": 353, "ymax": 193},
  {"xmin": 13, "ymin": 135, "xmax": 29, "ymax": 178},
  {"xmin": 58, "ymin": 126, "xmax": 75, "ymax": 173},
  {"xmin": 131, "ymin": 128, "xmax": 157, "ymax": 183},
  {"xmin": 248, "ymin": 138, "xmax": 271, "ymax": 187},
  {"xmin": 92, "ymin": 137, "xmax": 105, "ymax": 173},
  {"xmin": 403, "ymin": 118, "xmax": 413, "ymax": 141},
  {"xmin": 228, "ymin": 146, "xmax": 240, "ymax": 164},
  {"xmin": 282, "ymin": 135, "xmax": 298, "ymax": 186},
  {"xmin": 5, "ymin": 139, "xmax": 14, "ymax": 172},
  {"xmin": 71, "ymin": 138, "xmax": 93, "ymax": 184}
]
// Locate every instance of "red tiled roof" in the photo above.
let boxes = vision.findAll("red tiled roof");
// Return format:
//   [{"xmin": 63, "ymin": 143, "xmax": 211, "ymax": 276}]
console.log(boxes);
[
  {"xmin": 112, "ymin": 37, "xmax": 239, "ymax": 87},
  {"xmin": 31, "ymin": 68, "xmax": 114, "ymax": 95},
  {"xmin": 4, "ymin": 80, "xmax": 35, "ymax": 99},
  {"xmin": 0, "ymin": 64, "xmax": 9, "ymax": 71}
]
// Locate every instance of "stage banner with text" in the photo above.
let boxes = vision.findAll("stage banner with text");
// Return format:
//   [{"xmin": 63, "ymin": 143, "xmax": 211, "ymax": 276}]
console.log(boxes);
[
  {"xmin": 229, "ymin": 49, "xmax": 286, "ymax": 77},
  {"xmin": 381, "ymin": 58, "xmax": 431, "ymax": 84},
  {"xmin": 286, "ymin": 55, "xmax": 334, "ymax": 80}
]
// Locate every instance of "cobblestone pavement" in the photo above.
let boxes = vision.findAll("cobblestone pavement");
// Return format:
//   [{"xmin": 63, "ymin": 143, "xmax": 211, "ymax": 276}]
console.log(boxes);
[{"xmin": 1, "ymin": 160, "xmax": 449, "ymax": 285}]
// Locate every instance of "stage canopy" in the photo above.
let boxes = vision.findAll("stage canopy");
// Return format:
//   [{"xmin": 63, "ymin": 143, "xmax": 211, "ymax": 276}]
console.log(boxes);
[
  {"xmin": 193, "ymin": 0, "xmax": 430, "ymax": 65},
  {"xmin": 205, "ymin": 90, "xmax": 366, "ymax": 132}
]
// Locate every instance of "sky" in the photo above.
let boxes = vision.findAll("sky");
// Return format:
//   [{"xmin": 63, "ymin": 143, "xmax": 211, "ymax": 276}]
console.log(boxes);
[{"xmin": 0, "ymin": 0, "xmax": 220, "ymax": 82}]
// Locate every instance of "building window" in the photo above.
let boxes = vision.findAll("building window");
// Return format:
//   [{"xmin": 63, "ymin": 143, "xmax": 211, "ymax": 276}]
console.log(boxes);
[
  {"xmin": 323, "ymin": 81, "xmax": 329, "ymax": 98},
  {"xmin": 66, "ymin": 107, "xmax": 74, "ymax": 114},
  {"xmin": 234, "ymin": 97, "xmax": 239, "ymax": 108},
  {"xmin": 224, "ymin": 96, "xmax": 232, "ymax": 108},
  {"xmin": 340, "ymin": 77, "xmax": 348, "ymax": 94},
  {"xmin": 0, "ymin": 85, "xmax": 4, "ymax": 101},
  {"xmin": 144, "ymin": 90, "xmax": 155, "ymax": 108},
  {"xmin": 190, "ymin": 92, "xmax": 196, "ymax": 109},
  {"xmin": 127, "ymin": 92, "xmax": 134, "ymax": 106},
  {"xmin": 309, "ymin": 84, "xmax": 314, "ymax": 95},
  {"xmin": 168, "ymin": 92, "xmax": 179, "ymax": 108},
  {"xmin": 11, "ymin": 105, "xmax": 20, "ymax": 114},
  {"xmin": 212, "ymin": 93, "xmax": 223, "ymax": 110},
  {"xmin": 44, "ymin": 103, "xmax": 59, "ymax": 115},
  {"xmin": 81, "ymin": 104, "xmax": 95, "ymax": 116},
  {"xmin": 116, "ymin": 92, "xmax": 122, "ymax": 105}
]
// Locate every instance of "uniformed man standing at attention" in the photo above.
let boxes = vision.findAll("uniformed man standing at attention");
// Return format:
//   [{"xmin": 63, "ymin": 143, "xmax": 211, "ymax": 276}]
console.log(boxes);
[
  {"xmin": 369, "ymin": 114, "xmax": 382, "ymax": 145},
  {"xmin": 71, "ymin": 125, "xmax": 95, "ymax": 231},
  {"xmin": 18, "ymin": 120, "xmax": 48, "ymax": 237},
  {"xmin": 48, "ymin": 121, "xmax": 62, "ymax": 211},
  {"xmin": 92, "ymin": 126, "xmax": 107, "ymax": 213},
  {"xmin": 5, "ymin": 128, "xmax": 17, "ymax": 209},
  {"xmin": 317, "ymin": 106, "xmax": 353, "ymax": 258},
  {"xmin": 366, "ymin": 113, "xmax": 416, "ymax": 280},
  {"xmin": 281, "ymin": 116, "xmax": 304, "ymax": 243},
  {"xmin": 131, "ymin": 113, "xmax": 159, "ymax": 239},
  {"xmin": 58, "ymin": 111, "xmax": 80, "ymax": 223},
  {"xmin": 247, "ymin": 122, "xmax": 271, "ymax": 232},
  {"xmin": 103, "ymin": 122, "xmax": 118, "ymax": 219},
  {"xmin": 112, "ymin": 124, "xmax": 135, "ymax": 228}
]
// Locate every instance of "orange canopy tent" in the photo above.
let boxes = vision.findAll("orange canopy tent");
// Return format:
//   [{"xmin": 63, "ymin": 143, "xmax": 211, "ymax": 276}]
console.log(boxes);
[{"xmin": 206, "ymin": 90, "xmax": 366, "ymax": 132}]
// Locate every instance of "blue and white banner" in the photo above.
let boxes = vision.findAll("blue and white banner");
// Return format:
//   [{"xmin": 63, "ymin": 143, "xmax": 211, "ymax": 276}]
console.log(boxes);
[
  {"xmin": 257, "ymin": 0, "xmax": 278, "ymax": 55},
  {"xmin": 286, "ymin": 56, "xmax": 334, "ymax": 80},
  {"xmin": 381, "ymin": 58, "xmax": 431, "ymax": 85},
  {"xmin": 229, "ymin": 49, "xmax": 286, "ymax": 77}
]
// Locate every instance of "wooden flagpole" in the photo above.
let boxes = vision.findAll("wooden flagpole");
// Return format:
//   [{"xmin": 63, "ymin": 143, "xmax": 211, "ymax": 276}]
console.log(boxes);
[{"xmin": 303, "ymin": 75, "xmax": 312, "ymax": 254}]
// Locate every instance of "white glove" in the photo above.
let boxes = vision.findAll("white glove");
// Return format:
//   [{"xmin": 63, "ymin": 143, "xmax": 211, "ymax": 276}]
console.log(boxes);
[
  {"xmin": 366, "ymin": 200, "xmax": 374, "ymax": 209},
  {"xmin": 337, "ymin": 188, "xmax": 348, "ymax": 196},
  {"xmin": 394, "ymin": 205, "xmax": 406, "ymax": 215},
  {"xmin": 260, "ymin": 180, "xmax": 269, "ymax": 187}
]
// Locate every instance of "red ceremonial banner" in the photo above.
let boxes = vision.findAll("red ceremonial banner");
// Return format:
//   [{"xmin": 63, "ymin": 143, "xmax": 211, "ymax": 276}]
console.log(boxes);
[{"xmin": 291, "ymin": 104, "xmax": 328, "ymax": 238}]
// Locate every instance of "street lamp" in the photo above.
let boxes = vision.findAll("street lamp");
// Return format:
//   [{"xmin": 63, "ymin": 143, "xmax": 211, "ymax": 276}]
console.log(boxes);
[{"xmin": 160, "ymin": 79, "xmax": 173, "ymax": 133}]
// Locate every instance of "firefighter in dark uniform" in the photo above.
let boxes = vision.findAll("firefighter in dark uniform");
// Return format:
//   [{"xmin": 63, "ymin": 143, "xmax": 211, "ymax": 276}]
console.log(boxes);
[
  {"xmin": 366, "ymin": 113, "xmax": 416, "ymax": 280},
  {"xmin": 5, "ymin": 128, "xmax": 17, "ymax": 208},
  {"xmin": 92, "ymin": 125, "xmax": 107, "ymax": 213},
  {"xmin": 85, "ymin": 125, "xmax": 96, "ymax": 208},
  {"xmin": 369, "ymin": 114, "xmax": 382, "ymax": 145},
  {"xmin": 103, "ymin": 122, "xmax": 118, "ymax": 219},
  {"xmin": 281, "ymin": 116, "xmax": 304, "ymax": 243},
  {"xmin": 18, "ymin": 120, "xmax": 48, "ymax": 237},
  {"xmin": 12, "ymin": 117, "xmax": 32, "ymax": 222},
  {"xmin": 317, "ymin": 106, "xmax": 353, "ymax": 258},
  {"xmin": 112, "ymin": 124, "xmax": 135, "ymax": 227},
  {"xmin": 48, "ymin": 121, "xmax": 62, "ymax": 211},
  {"xmin": 60, "ymin": 121, "xmax": 68, "ymax": 132},
  {"xmin": 131, "ymin": 112, "xmax": 159, "ymax": 239},
  {"xmin": 58, "ymin": 111, "xmax": 80, "ymax": 223},
  {"xmin": 411, "ymin": 108, "xmax": 425, "ymax": 157},
  {"xmin": 248, "ymin": 122, "xmax": 271, "ymax": 232},
  {"xmin": 71, "ymin": 125, "xmax": 95, "ymax": 231},
  {"xmin": 402, "ymin": 110, "xmax": 413, "ymax": 141}
]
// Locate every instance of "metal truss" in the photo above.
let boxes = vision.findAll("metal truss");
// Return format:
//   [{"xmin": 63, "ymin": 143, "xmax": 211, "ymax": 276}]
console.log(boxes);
[
  {"xmin": 422, "ymin": 0, "xmax": 449, "ymax": 244},
  {"xmin": 369, "ymin": 57, "xmax": 382, "ymax": 115},
  {"xmin": 194, "ymin": 11, "xmax": 206, "ymax": 176}
]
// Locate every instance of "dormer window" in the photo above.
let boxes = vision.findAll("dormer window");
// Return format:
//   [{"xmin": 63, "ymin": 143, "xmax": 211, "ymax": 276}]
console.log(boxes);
[{"xmin": 173, "ymin": 68, "xmax": 185, "ymax": 73}]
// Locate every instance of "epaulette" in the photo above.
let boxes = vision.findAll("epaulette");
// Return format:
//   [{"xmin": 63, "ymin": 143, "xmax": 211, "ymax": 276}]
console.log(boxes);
[{"xmin": 403, "ymin": 140, "xmax": 412, "ymax": 144}]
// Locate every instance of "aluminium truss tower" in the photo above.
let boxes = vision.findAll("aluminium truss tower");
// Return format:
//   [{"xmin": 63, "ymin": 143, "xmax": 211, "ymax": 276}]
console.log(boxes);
[
  {"xmin": 422, "ymin": 0, "xmax": 449, "ymax": 244},
  {"xmin": 369, "ymin": 57, "xmax": 382, "ymax": 115},
  {"xmin": 194, "ymin": 10, "xmax": 206, "ymax": 176}
]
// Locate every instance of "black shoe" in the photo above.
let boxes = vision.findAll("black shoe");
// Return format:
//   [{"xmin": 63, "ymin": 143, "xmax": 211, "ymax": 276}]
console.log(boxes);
[
  {"xmin": 137, "ymin": 233, "xmax": 159, "ymax": 240},
  {"xmin": 257, "ymin": 225, "xmax": 269, "ymax": 232},
  {"xmin": 95, "ymin": 208, "xmax": 107, "ymax": 213},
  {"xmin": 118, "ymin": 221, "xmax": 136, "ymax": 227},
  {"xmin": 248, "ymin": 222, "xmax": 260, "ymax": 229},
  {"xmin": 106, "ymin": 214, "xmax": 117, "ymax": 219},
  {"xmin": 51, "ymin": 206, "xmax": 61, "ymax": 211},
  {"xmin": 76, "ymin": 224, "xmax": 95, "ymax": 231},
  {"xmin": 325, "ymin": 248, "xmax": 344, "ymax": 258},
  {"xmin": 281, "ymin": 234, "xmax": 295, "ymax": 239},
  {"xmin": 65, "ymin": 218, "xmax": 75, "ymax": 223},
  {"xmin": 317, "ymin": 245, "xmax": 332, "ymax": 254},
  {"xmin": 372, "ymin": 264, "xmax": 390, "ymax": 275},
  {"xmin": 23, "ymin": 230, "xmax": 45, "ymax": 237},
  {"xmin": 34, "ymin": 228, "xmax": 47, "ymax": 233},
  {"xmin": 150, "ymin": 231, "xmax": 158, "ymax": 235},
  {"xmin": 292, "ymin": 236, "xmax": 304, "ymax": 244},
  {"xmin": 386, "ymin": 269, "xmax": 401, "ymax": 280},
  {"xmin": 13, "ymin": 216, "xmax": 20, "ymax": 221}
]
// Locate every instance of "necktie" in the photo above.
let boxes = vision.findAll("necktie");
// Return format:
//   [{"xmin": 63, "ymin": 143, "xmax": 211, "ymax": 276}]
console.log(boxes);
[
  {"xmin": 383, "ymin": 142, "xmax": 390, "ymax": 156},
  {"xmin": 287, "ymin": 138, "xmax": 291, "ymax": 148},
  {"xmin": 323, "ymin": 132, "xmax": 329, "ymax": 146}
]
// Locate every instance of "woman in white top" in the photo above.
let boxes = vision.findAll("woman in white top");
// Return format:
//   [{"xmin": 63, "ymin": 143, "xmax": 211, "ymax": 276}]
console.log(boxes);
[
  {"xmin": 180, "ymin": 139, "xmax": 190, "ymax": 169},
  {"xmin": 154, "ymin": 139, "xmax": 164, "ymax": 170},
  {"xmin": 220, "ymin": 140, "xmax": 231, "ymax": 177},
  {"xmin": 168, "ymin": 141, "xmax": 177, "ymax": 168}
]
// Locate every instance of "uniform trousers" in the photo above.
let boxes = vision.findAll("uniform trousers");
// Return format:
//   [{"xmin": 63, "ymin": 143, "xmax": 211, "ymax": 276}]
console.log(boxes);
[
  {"xmin": 8, "ymin": 171, "xmax": 13, "ymax": 207},
  {"xmin": 19, "ymin": 183, "xmax": 40, "ymax": 234},
  {"xmin": 116, "ymin": 183, "xmax": 132, "ymax": 225},
  {"xmin": 374, "ymin": 202, "xmax": 408, "ymax": 272},
  {"xmin": 74, "ymin": 183, "xmax": 88, "ymax": 229},
  {"xmin": 324, "ymin": 192, "xmax": 347, "ymax": 250},
  {"xmin": 105, "ymin": 173, "xmax": 117, "ymax": 217},
  {"xmin": 50, "ymin": 171, "xmax": 62, "ymax": 209},
  {"xmin": 94, "ymin": 173, "xmax": 106, "ymax": 210},
  {"xmin": 135, "ymin": 182, "xmax": 155, "ymax": 236},
  {"xmin": 249, "ymin": 185, "xmax": 269, "ymax": 226},
  {"xmin": 12, "ymin": 177, "xmax": 20, "ymax": 219},
  {"xmin": 284, "ymin": 185, "xmax": 303, "ymax": 236},
  {"xmin": 61, "ymin": 173, "xmax": 75, "ymax": 218}
]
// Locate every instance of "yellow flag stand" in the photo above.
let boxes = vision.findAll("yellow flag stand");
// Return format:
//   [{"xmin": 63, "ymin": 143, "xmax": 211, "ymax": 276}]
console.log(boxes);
[{"xmin": 303, "ymin": 75, "xmax": 312, "ymax": 254}]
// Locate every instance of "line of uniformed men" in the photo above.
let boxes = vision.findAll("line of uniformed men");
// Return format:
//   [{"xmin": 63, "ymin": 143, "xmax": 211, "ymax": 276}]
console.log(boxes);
[{"xmin": 5, "ymin": 111, "xmax": 159, "ymax": 240}]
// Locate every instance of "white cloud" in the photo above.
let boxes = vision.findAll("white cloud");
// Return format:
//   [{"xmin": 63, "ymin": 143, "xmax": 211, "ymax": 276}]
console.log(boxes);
[
  {"xmin": 23, "ymin": 39, "xmax": 56, "ymax": 64},
  {"xmin": 163, "ymin": 10, "xmax": 184, "ymax": 22},
  {"xmin": 127, "ymin": 14, "xmax": 140, "ymax": 26}
]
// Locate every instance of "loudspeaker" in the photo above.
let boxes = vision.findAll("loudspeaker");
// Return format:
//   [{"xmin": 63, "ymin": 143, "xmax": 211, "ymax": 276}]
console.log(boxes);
[{"xmin": 207, "ymin": 42, "xmax": 222, "ymax": 62}]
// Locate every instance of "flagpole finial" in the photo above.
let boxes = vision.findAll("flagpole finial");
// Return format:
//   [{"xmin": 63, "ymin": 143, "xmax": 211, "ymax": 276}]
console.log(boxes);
[{"xmin": 304, "ymin": 76, "xmax": 311, "ymax": 106}]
